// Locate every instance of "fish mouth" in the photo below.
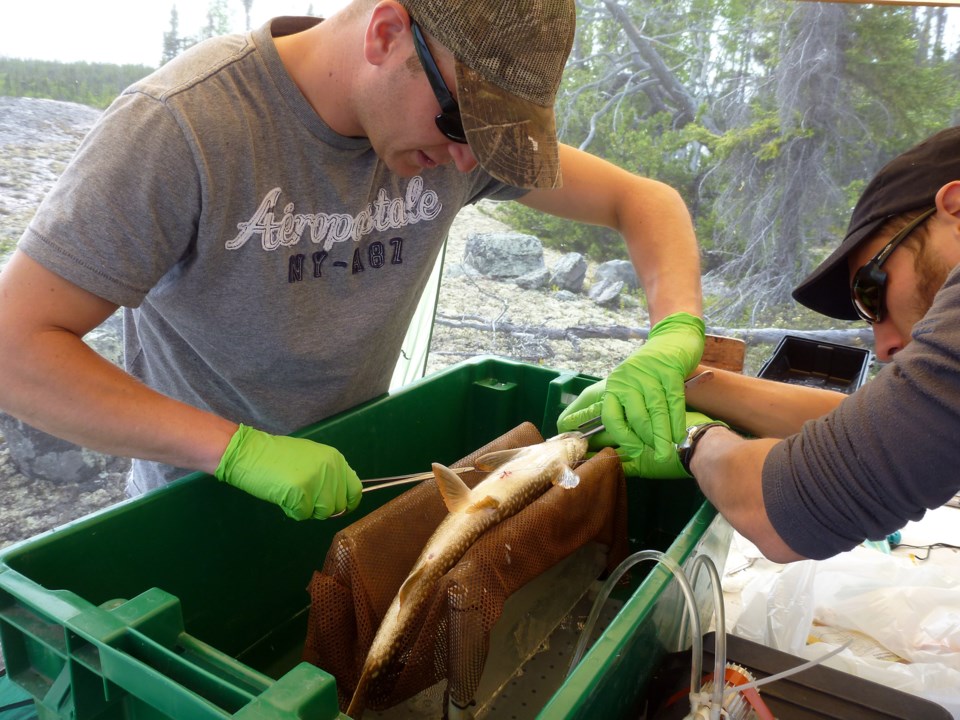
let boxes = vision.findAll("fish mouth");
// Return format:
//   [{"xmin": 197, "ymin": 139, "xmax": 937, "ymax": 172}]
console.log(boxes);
[{"xmin": 543, "ymin": 432, "xmax": 589, "ymax": 464}]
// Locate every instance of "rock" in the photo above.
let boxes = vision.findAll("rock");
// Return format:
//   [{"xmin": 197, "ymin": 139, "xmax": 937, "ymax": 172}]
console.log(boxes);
[
  {"xmin": 0, "ymin": 412, "xmax": 130, "ymax": 484},
  {"xmin": 589, "ymin": 278, "xmax": 625, "ymax": 307},
  {"xmin": 85, "ymin": 310, "xmax": 125, "ymax": 365},
  {"xmin": 514, "ymin": 267, "xmax": 550, "ymax": 290},
  {"xmin": 552, "ymin": 289, "xmax": 579, "ymax": 302},
  {"xmin": 1, "ymin": 98, "xmax": 130, "ymax": 555},
  {"xmin": 594, "ymin": 259, "xmax": 639, "ymax": 291},
  {"xmin": 462, "ymin": 232, "xmax": 545, "ymax": 278},
  {"xmin": 0, "ymin": 97, "xmax": 101, "ymax": 149},
  {"xmin": 0, "ymin": 307, "xmax": 128, "ymax": 483},
  {"xmin": 1, "ymin": 97, "xmax": 103, "ymax": 266},
  {"xmin": 549, "ymin": 252, "xmax": 587, "ymax": 293},
  {"xmin": 442, "ymin": 263, "xmax": 469, "ymax": 279}
]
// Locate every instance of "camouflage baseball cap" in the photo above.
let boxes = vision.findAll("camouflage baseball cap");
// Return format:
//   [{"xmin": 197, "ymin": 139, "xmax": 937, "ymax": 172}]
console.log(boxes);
[{"xmin": 398, "ymin": 0, "xmax": 576, "ymax": 189}]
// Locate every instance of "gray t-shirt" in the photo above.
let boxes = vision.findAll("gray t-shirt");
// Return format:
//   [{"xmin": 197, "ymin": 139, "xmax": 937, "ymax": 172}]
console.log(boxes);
[
  {"xmin": 19, "ymin": 18, "xmax": 523, "ymax": 494},
  {"xmin": 763, "ymin": 265, "xmax": 960, "ymax": 560}
]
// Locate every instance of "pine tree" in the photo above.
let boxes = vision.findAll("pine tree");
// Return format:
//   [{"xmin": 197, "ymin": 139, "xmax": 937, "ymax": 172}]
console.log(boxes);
[{"xmin": 161, "ymin": 6, "xmax": 183, "ymax": 65}]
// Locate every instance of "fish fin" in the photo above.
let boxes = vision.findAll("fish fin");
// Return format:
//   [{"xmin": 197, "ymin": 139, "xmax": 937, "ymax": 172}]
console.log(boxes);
[
  {"xmin": 347, "ymin": 671, "xmax": 370, "ymax": 718},
  {"xmin": 431, "ymin": 462, "xmax": 474, "ymax": 513},
  {"xmin": 474, "ymin": 448, "xmax": 523, "ymax": 471},
  {"xmin": 555, "ymin": 467, "xmax": 580, "ymax": 490},
  {"xmin": 466, "ymin": 495, "xmax": 501, "ymax": 514},
  {"xmin": 398, "ymin": 565, "xmax": 427, "ymax": 608}
]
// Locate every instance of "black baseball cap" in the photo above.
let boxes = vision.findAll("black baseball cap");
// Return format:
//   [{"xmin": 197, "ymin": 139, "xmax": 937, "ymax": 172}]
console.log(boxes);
[{"xmin": 792, "ymin": 126, "xmax": 960, "ymax": 320}]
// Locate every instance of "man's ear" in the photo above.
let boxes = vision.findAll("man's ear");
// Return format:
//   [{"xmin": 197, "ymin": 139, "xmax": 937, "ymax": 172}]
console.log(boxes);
[
  {"xmin": 935, "ymin": 180, "xmax": 960, "ymax": 218},
  {"xmin": 363, "ymin": 1, "xmax": 409, "ymax": 66},
  {"xmin": 935, "ymin": 181, "xmax": 960, "ymax": 260}
]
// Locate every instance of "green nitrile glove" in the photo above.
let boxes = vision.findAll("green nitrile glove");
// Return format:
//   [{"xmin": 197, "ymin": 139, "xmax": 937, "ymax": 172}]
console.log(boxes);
[
  {"xmin": 556, "ymin": 379, "xmax": 619, "ymax": 450},
  {"xmin": 619, "ymin": 411, "xmax": 725, "ymax": 479},
  {"xmin": 602, "ymin": 312, "xmax": 705, "ymax": 462},
  {"xmin": 215, "ymin": 424, "xmax": 363, "ymax": 520}
]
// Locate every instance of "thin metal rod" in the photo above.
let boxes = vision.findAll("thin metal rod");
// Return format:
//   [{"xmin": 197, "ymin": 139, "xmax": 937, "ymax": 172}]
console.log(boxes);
[
  {"xmin": 581, "ymin": 423, "xmax": 606, "ymax": 439},
  {"xmin": 574, "ymin": 369, "xmax": 716, "ymax": 440},
  {"xmin": 360, "ymin": 466, "xmax": 474, "ymax": 493}
]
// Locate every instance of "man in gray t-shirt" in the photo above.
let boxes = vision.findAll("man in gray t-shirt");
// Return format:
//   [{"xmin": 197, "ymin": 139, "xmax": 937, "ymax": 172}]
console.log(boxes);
[
  {"xmin": 600, "ymin": 126, "xmax": 960, "ymax": 562},
  {"xmin": 0, "ymin": 0, "xmax": 705, "ymax": 521}
]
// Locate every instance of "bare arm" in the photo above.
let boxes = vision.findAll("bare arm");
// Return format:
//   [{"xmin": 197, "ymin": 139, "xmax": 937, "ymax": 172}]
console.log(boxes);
[
  {"xmin": 0, "ymin": 250, "xmax": 237, "ymax": 473},
  {"xmin": 683, "ymin": 366, "xmax": 841, "ymax": 562},
  {"xmin": 519, "ymin": 143, "xmax": 702, "ymax": 324},
  {"xmin": 685, "ymin": 365, "xmax": 846, "ymax": 438},
  {"xmin": 690, "ymin": 426, "xmax": 805, "ymax": 562}
]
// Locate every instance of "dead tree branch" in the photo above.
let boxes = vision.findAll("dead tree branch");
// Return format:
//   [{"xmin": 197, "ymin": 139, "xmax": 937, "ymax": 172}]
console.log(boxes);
[{"xmin": 434, "ymin": 313, "xmax": 873, "ymax": 348}]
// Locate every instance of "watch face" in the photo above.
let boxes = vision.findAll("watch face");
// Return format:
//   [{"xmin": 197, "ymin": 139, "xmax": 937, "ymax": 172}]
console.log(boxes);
[
  {"xmin": 679, "ymin": 425, "xmax": 699, "ymax": 451},
  {"xmin": 678, "ymin": 422, "xmax": 725, "ymax": 475}
]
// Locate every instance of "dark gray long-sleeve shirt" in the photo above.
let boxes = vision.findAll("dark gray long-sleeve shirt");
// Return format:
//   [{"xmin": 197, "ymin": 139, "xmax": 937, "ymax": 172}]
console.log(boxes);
[{"xmin": 763, "ymin": 265, "xmax": 960, "ymax": 560}]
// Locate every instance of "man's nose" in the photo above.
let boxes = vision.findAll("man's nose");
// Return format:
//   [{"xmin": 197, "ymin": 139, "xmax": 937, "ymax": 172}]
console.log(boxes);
[
  {"xmin": 448, "ymin": 142, "xmax": 478, "ymax": 173},
  {"xmin": 872, "ymin": 320, "xmax": 908, "ymax": 362}
]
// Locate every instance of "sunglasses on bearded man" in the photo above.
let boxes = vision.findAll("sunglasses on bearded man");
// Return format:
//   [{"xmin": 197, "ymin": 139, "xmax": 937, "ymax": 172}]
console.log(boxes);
[
  {"xmin": 850, "ymin": 207, "xmax": 937, "ymax": 324},
  {"xmin": 410, "ymin": 19, "xmax": 468, "ymax": 144}
]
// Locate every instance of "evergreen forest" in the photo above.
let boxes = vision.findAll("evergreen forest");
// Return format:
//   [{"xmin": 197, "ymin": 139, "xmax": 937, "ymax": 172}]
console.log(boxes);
[
  {"xmin": 497, "ymin": 0, "xmax": 960, "ymax": 324},
  {"xmin": 0, "ymin": 59, "xmax": 154, "ymax": 109}
]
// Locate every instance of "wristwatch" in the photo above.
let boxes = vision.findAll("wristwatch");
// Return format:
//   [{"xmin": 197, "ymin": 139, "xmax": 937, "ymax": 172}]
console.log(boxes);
[{"xmin": 677, "ymin": 422, "xmax": 727, "ymax": 476}]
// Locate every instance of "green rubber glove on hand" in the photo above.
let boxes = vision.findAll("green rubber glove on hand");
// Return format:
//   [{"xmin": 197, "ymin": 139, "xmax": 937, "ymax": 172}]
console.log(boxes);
[
  {"xmin": 215, "ymin": 424, "xmax": 362, "ymax": 520},
  {"xmin": 555, "ymin": 378, "xmax": 621, "ymax": 450},
  {"xmin": 602, "ymin": 312, "xmax": 705, "ymax": 462},
  {"xmin": 618, "ymin": 411, "xmax": 725, "ymax": 479}
]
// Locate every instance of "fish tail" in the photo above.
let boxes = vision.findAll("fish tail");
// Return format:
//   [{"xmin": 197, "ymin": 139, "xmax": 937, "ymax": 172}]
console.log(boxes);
[{"xmin": 346, "ymin": 670, "xmax": 371, "ymax": 719}]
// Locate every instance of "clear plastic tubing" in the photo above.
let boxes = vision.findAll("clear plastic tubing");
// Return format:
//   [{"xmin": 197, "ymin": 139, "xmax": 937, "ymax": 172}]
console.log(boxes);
[
  {"xmin": 566, "ymin": 549, "xmax": 704, "ymax": 697},
  {"xmin": 723, "ymin": 640, "xmax": 852, "ymax": 698},
  {"xmin": 685, "ymin": 554, "xmax": 726, "ymax": 719}
]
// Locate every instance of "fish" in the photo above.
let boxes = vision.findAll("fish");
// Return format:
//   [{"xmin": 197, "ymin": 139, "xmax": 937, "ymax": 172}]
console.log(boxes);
[{"xmin": 345, "ymin": 431, "xmax": 589, "ymax": 718}]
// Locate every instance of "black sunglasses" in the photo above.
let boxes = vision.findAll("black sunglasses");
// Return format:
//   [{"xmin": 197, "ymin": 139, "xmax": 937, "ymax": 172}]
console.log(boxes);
[
  {"xmin": 850, "ymin": 207, "xmax": 937, "ymax": 324},
  {"xmin": 410, "ymin": 19, "xmax": 467, "ymax": 144}
]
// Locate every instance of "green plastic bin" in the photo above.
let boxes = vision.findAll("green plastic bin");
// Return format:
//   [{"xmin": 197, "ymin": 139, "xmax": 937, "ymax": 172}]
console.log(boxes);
[{"xmin": 0, "ymin": 356, "xmax": 724, "ymax": 720}]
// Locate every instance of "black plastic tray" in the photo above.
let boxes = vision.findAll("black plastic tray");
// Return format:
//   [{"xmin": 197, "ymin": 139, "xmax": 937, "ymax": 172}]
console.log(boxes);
[{"xmin": 757, "ymin": 335, "xmax": 871, "ymax": 394}]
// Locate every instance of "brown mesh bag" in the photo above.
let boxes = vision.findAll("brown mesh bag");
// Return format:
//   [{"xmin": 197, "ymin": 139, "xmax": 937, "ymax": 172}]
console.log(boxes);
[{"xmin": 302, "ymin": 422, "xmax": 629, "ymax": 715}]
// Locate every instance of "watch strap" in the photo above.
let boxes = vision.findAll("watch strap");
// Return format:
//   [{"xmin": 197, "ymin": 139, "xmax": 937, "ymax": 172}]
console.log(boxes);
[{"xmin": 678, "ymin": 421, "xmax": 727, "ymax": 476}]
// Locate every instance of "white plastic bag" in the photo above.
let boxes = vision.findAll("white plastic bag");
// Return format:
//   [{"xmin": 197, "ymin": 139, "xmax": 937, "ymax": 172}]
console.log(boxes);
[
  {"xmin": 731, "ymin": 557, "xmax": 817, "ymax": 654},
  {"xmin": 814, "ymin": 548, "xmax": 960, "ymax": 666},
  {"xmin": 730, "ymin": 544, "xmax": 960, "ymax": 718}
]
